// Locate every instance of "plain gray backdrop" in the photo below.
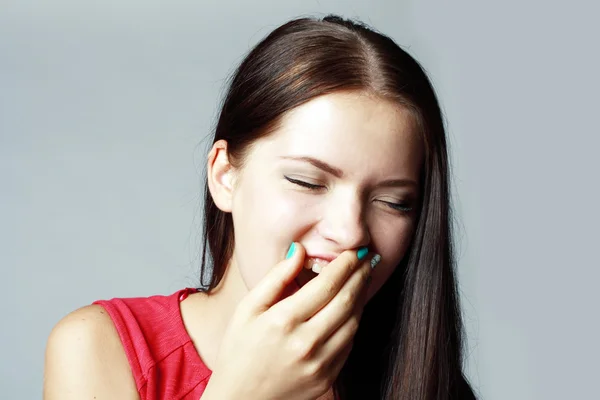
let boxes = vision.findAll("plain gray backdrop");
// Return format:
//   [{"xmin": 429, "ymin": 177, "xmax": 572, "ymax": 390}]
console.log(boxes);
[{"xmin": 2, "ymin": 1, "xmax": 599, "ymax": 399}]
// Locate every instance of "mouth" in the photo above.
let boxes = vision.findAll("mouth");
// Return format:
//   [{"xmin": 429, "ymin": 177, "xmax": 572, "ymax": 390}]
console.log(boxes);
[{"xmin": 295, "ymin": 256, "xmax": 331, "ymax": 287}]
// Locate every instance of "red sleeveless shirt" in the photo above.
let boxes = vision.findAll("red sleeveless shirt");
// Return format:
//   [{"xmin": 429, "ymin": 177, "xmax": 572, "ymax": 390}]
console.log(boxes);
[
  {"xmin": 94, "ymin": 288, "xmax": 340, "ymax": 400},
  {"xmin": 93, "ymin": 288, "xmax": 211, "ymax": 400}
]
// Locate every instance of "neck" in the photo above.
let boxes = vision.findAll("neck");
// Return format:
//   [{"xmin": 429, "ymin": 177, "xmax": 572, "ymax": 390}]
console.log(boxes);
[{"xmin": 180, "ymin": 257, "xmax": 248, "ymax": 370}]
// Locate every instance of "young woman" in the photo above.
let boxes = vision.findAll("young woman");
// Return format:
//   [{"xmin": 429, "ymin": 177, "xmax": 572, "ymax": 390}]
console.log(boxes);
[{"xmin": 44, "ymin": 14, "xmax": 477, "ymax": 400}]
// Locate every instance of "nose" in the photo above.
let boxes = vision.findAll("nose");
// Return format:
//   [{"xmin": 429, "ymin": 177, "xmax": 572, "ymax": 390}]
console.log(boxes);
[{"xmin": 318, "ymin": 191, "xmax": 370, "ymax": 250}]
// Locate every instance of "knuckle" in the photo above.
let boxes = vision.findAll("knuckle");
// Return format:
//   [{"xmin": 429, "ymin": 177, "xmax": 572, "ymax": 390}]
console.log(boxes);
[
  {"xmin": 268, "ymin": 311, "xmax": 296, "ymax": 334},
  {"xmin": 322, "ymin": 281, "xmax": 337, "ymax": 297},
  {"xmin": 325, "ymin": 374, "xmax": 336, "ymax": 388},
  {"xmin": 290, "ymin": 336, "xmax": 316, "ymax": 360},
  {"xmin": 347, "ymin": 317, "xmax": 360, "ymax": 334},
  {"xmin": 316, "ymin": 382, "xmax": 330, "ymax": 395},
  {"xmin": 338, "ymin": 293, "xmax": 354, "ymax": 309},
  {"xmin": 305, "ymin": 359, "xmax": 326, "ymax": 380},
  {"xmin": 318, "ymin": 376, "xmax": 335, "ymax": 394}
]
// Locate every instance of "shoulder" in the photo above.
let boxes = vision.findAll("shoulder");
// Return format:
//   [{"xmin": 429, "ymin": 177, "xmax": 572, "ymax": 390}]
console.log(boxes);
[{"xmin": 43, "ymin": 305, "xmax": 139, "ymax": 400}]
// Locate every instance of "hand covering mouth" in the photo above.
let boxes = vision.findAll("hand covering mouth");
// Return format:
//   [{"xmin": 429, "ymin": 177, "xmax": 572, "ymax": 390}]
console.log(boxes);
[{"xmin": 295, "ymin": 256, "xmax": 332, "ymax": 287}]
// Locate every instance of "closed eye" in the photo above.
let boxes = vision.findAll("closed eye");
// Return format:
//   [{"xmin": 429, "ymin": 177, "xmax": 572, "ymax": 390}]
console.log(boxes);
[
  {"xmin": 285, "ymin": 175, "xmax": 414, "ymax": 213},
  {"xmin": 284, "ymin": 176, "xmax": 325, "ymax": 190},
  {"xmin": 381, "ymin": 201, "xmax": 413, "ymax": 213}
]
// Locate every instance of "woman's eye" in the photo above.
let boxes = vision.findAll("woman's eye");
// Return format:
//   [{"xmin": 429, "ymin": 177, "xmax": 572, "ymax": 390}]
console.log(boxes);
[
  {"xmin": 382, "ymin": 201, "xmax": 413, "ymax": 213},
  {"xmin": 284, "ymin": 176, "xmax": 324, "ymax": 190}
]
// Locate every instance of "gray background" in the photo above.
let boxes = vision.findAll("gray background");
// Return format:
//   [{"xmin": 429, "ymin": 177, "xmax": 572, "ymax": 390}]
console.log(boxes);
[{"xmin": 2, "ymin": 0, "xmax": 598, "ymax": 399}]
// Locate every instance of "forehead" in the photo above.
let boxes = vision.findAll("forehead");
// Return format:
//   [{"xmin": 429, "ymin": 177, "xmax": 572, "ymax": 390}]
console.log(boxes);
[{"xmin": 254, "ymin": 91, "xmax": 423, "ymax": 179}]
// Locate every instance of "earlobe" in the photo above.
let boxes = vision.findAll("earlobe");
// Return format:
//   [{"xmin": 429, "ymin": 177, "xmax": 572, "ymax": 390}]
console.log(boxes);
[{"xmin": 206, "ymin": 140, "xmax": 235, "ymax": 212}]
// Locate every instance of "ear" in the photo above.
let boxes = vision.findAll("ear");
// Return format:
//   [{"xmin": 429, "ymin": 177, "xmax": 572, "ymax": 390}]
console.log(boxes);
[{"xmin": 207, "ymin": 139, "xmax": 236, "ymax": 212}]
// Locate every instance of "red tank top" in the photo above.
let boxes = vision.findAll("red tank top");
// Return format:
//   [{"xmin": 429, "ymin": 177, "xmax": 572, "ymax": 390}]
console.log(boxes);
[
  {"xmin": 93, "ymin": 288, "xmax": 211, "ymax": 399},
  {"xmin": 94, "ymin": 288, "xmax": 340, "ymax": 400}
]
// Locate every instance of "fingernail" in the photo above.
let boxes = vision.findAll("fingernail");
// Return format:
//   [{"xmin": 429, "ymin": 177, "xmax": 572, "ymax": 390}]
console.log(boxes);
[
  {"xmin": 357, "ymin": 247, "xmax": 369, "ymax": 260},
  {"xmin": 370, "ymin": 254, "xmax": 381, "ymax": 269},
  {"xmin": 285, "ymin": 242, "xmax": 296, "ymax": 259}
]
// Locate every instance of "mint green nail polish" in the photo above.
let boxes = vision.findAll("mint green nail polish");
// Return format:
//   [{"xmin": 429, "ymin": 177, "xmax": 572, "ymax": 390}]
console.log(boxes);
[
  {"xmin": 370, "ymin": 254, "xmax": 381, "ymax": 269},
  {"xmin": 357, "ymin": 247, "xmax": 369, "ymax": 260},
  {"xmin": 286, "ymin": 242, "xmax": 296, "ymax": 259}
]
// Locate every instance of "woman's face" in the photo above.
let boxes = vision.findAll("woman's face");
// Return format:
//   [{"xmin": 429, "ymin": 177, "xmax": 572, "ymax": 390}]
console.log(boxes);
[{"xmin": 225, "ymin": 90, "xmax": 423, "ymax": 302}]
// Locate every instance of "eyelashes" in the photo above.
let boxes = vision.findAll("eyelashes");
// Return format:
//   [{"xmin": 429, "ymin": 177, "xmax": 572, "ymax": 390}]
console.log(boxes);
[
  {"xmin": 284, "ymin": 176, "xmax": 324, "ymax": 190},
  {"xmin": 382, "ymin": 201, "xmax": 413, "ymax": 213},
  {"xmin": 284, "ymin": 176, "xmax": 414, "ymax": 214}
]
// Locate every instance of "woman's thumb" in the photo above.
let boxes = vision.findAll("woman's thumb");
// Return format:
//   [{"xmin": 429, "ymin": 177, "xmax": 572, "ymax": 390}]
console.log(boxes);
[{"xmin": 246, "ymin": 242, "xmax": 305, "ymax": 314}]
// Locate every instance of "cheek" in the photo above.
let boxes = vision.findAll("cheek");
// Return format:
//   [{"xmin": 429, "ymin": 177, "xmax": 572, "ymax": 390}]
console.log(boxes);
[
  {"xmin": 366, "ymin": 220, "xmax": 415, "ymax": 301},
  {"xmin": 232, "ymin": 181, "xmax": 320, "ymax": 289}
]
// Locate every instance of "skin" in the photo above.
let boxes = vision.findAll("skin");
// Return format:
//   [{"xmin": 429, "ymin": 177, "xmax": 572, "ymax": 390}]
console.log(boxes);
[{"xmin": 43, "ymin": 90, "xmax": 423, "ymax": 399}]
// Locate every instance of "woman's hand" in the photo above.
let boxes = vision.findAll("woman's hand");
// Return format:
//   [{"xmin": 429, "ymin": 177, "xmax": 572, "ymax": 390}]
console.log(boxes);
[{"xmin": 201, "ymin": 242, "xmax": 377, "ymax": 400}]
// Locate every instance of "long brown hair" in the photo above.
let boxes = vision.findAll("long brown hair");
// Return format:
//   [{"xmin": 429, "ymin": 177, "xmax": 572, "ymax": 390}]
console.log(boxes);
[{"xmin": 198, "ymin": 14, "xmax": 477, "ymax": 400}]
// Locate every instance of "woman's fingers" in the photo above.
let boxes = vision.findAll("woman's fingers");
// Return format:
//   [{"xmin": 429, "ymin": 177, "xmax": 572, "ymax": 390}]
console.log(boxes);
[
  {"xmin": 301, "ymin": 312, "xmax": 362, "ymax": 394},
  {"xmin": 273, "ymin": 249, "xmax": 369, "ymax": 322},
  {"xmin": 308, "ymin": 269, "xmax": 370, "ymax": 363},
  {"xmin": 244, "ymin": 242, "xmax": 306, "ymax": 314},
  {"xmin": 301, "ymin": 259, "xmax": 371, "ymax": 342},
  {"xmin": 327, "ymin": 341, "xmax": 354, "ymax": 384}
]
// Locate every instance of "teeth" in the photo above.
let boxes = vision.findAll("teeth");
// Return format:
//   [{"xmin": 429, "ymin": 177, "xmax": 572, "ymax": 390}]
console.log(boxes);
[{"xmin": 311, "ymin": 263, "xmax": 323, "ymax": 274}]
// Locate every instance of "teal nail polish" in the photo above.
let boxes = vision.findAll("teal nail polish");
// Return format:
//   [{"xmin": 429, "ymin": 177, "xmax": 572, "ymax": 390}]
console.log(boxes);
[
  {"xmin": 357, "ymin": 247, "xmax": 369, "ymax": 260},
  {"xmin": 286, "ymin": 242, "xmax": 296, "ymax": 259}
]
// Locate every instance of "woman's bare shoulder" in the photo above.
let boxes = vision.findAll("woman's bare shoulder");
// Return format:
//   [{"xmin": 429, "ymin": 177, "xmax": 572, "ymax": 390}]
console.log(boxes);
[{"xmin": 43, "ymin": 304, "xmax": 139, "ymax": 400}]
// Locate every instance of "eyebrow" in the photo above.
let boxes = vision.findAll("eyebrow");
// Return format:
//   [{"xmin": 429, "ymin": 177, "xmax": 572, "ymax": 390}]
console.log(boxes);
[
  {"xmin": 279, "ymin": 155, "xmax": 419, "ymax": 188},
  {"xmin": 279, "ymin": 156, "xmax": 344, "ymax": 178}
]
